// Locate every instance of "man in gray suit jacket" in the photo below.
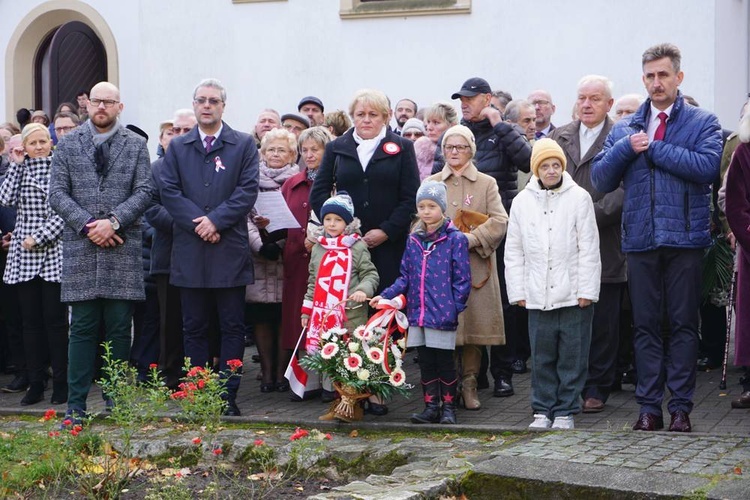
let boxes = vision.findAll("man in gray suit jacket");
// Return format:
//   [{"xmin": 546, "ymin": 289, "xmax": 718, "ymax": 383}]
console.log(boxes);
[{"xmin": 49, "ymin": 81, "xmax": 153, "ymax": 424}]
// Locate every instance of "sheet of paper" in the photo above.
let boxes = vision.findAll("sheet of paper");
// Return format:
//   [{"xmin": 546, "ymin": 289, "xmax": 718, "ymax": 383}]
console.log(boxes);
[{"xmin": 254, "ymin": 190, "xmax": 301, "ymax": 232}]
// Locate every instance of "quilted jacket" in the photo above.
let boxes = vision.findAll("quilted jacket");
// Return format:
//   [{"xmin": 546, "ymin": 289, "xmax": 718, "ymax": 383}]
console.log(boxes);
[{"xmin": 591, "ymin": 93, "xmax": 722, "ymax": 253}]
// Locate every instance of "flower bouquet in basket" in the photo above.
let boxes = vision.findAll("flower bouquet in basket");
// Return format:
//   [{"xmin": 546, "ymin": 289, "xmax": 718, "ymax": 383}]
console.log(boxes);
[{"xmin": 299, "ymin": 295, "xmax": 411, "ymax": 421}]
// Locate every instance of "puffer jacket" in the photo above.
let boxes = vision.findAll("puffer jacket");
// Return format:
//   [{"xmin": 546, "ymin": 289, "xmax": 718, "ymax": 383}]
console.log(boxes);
[
  {"xmin": 432, "ymin": 119, "xmax": 531, "ymax": 211},
  {"xmin": 380, "ymin": 220, "xmax": 471, "ymax": 331},
  {"xmin": 591, "ymin": 93, "xmax": 722, "ymax": 253},
  {"xmin": 505, "ymin": 172, "xmax": 601, "ymax": 310}
]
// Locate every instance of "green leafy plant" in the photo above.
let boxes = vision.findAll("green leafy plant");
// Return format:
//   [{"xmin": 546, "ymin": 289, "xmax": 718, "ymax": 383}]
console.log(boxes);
[{"xmin": 702, "ymin": 235, "xmax": 734, "ymax": 306}]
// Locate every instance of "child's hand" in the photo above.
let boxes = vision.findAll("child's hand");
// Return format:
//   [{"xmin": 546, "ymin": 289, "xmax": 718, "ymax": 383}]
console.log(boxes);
[
  {"xmin": 350, "ymin": 291, "xmax": 367, "ymax": 303},
  {"xmin": 301, "ymin": 317, "xmax": 308, "ymax": 328},
  {"xmin": 369, "ymin": 295, "xmax": 382, "ymax": 307}
]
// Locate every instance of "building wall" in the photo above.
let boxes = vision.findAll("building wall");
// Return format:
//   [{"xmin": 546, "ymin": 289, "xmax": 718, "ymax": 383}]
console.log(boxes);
[{"xmin": 1, "ymin": 0, "xmax": 747, "ymax": 155}]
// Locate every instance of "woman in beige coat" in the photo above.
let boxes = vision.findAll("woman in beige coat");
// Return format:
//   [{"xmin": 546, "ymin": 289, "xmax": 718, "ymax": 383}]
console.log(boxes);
[{"xmin": 425, "ymin": 125, "xmax": 507, "ymax": 410}]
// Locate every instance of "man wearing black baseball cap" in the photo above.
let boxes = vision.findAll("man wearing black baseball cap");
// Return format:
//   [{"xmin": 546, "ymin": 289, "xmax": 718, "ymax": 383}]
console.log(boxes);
[
  {"xmin": 433, "ymin": 76, "xmax": 532, "ymax": 406},
  {"xmin": 298, "ymin": 96, "xmax": 325, "ymax": 126}
]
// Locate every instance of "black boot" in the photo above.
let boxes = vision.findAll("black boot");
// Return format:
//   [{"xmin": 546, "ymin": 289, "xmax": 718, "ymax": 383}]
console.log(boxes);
[
  {"xmin": 20, "ymin": 381, "xmax": 45, "ymax": 406},
  {"xmin": 411, "ymin": 378, "xmax": 441, "ymax": 424},
  {"xmin": 440, "ymin": 379, "xmax": 458, "ymax": 425},
  {"xmin": 51, "ymin": 380, "xmax": 68, "ymax": 405}
]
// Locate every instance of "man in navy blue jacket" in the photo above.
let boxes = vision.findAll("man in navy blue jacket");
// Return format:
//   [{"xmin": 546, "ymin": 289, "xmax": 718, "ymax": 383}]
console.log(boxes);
[
  {"xmin": 592, "ymin": 44, "xmax": 722, "ymax": 433},
  {"xmin": 160, "ymin": 79, "xmax": 259, "ymax": 416}
]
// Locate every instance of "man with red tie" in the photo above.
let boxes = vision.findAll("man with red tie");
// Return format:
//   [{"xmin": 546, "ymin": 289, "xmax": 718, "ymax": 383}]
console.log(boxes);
[
  {"xmin": 160, "ymin": 79, "xmax": 259, "ymax": 416},
  {"xmin": 592, "ymin": 44, "xmax": 723, "ymax": 433}
]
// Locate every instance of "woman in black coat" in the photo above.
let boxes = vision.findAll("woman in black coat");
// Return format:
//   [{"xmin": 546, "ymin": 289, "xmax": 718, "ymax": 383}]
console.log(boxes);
[
  {"xmin": 310, "ymin": 88, "xmax": 420, "ymax": 415},
  {"xmin": 310, "ymin": 89, "xmax": 420, "ymax": 292}
]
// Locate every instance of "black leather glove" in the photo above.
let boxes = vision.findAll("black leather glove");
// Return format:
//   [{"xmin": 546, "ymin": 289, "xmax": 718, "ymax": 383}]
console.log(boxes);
[{"xmin": 259, "ymin": 242, "xmax": 281, "ymax": 261}]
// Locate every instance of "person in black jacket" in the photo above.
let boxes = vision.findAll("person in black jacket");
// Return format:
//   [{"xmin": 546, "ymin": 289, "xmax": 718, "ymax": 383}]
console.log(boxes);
[{"xmin": 432, "ymin": 77, "xmax": 532, "ymax": 400}]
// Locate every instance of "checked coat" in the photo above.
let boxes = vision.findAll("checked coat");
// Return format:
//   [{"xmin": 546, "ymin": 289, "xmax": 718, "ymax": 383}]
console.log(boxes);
[
  {"xmin": 0, "ymin": 154, "xmax": 63, "ymax": 284},
  {"xmin": 49, "ymin": 125, "xmax": 153, "ymax": 302}
]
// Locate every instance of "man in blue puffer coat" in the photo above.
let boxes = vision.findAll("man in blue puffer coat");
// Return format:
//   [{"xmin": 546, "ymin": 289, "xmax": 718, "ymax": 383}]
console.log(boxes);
[{"xmin": 591, "ymin": 43, "xmax": 722, "ymax": 433}]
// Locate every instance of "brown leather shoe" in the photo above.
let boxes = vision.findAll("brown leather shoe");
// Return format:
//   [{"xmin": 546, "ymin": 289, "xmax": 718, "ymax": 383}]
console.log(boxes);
[
  {"xmin": 632, "ymin": 412, "xmax": 664, "ymax": 431},
  {"xmin": 582, "ymin": 397, "xmax": 605, "ymax": 413},
  {"xmin": 668, "ymin": 410, "xmax": 692, "ymax": 432},
  {"xmin": 731, "ymin": 391, "xmax": 750, "ymax": 409}
]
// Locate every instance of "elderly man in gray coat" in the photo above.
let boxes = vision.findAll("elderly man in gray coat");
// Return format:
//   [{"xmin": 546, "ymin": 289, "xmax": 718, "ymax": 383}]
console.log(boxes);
[{"xmin": 49, "ymin": 81, "xmax": 153, "ymax": 424}]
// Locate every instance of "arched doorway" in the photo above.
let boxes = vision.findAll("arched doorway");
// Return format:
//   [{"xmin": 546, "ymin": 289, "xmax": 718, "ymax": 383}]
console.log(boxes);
[
  {"xmin": 35, "ymin": 21, "xmax": 108, "ymax": 116},
  {"xmin": 4, "ymin": 0, "xmax": 118, "ymax": 123}
]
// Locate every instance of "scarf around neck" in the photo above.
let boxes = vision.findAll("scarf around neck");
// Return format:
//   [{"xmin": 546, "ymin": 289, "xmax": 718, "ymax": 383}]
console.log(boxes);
[
  {"xmin": 258, "ymin": 162, "xmax": 299, "ymax": 190},
  {"xmin": 88, "ymin": 119, "xmax": 122, "ymax": 174},
  {"xmin": 352, "ymin": 126, "xmax": 387, "ymax": 170}
]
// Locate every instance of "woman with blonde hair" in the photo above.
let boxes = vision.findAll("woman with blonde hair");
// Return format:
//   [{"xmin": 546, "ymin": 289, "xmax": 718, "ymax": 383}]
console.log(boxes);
[{"xmin": 0, "ymin": 123, "xmax": 67, "ymax": 405}]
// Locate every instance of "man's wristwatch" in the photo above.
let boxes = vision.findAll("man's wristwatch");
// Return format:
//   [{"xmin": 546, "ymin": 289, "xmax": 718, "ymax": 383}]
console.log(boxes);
[{"xmin": 107, "ymin": 214, "xmax": 121, "ymax": 231}]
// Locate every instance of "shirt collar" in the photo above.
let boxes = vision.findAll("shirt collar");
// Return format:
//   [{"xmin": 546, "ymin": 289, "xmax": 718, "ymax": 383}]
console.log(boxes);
[
  {"xmin": 650, "ymin": 103, "xmax": 673, "ymax": 123},
  {"xmin": 199, "ymin": 123, "xmax": 223, "ymax": 144},
  {"xmin": 578, "ymin": 119, "xmax": 606, "ymax": 138}
]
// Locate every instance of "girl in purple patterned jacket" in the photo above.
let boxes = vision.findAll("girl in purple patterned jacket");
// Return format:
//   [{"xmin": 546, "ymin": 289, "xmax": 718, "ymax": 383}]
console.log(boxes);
[{"xmin": 371, "ymin": 180, "xmax": 471, "ymax": 424}]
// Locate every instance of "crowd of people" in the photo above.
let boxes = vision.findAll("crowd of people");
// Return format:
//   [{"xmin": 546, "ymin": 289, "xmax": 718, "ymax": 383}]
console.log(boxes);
[{"xmin": 0, "ymin": 41, "xmax": 748, "ymax": 432}]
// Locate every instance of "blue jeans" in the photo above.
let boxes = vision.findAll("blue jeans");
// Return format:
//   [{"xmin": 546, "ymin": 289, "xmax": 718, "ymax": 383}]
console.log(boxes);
[{"xmin": 529, "ymin": 305, "xmax": 593, "ymax": 419}]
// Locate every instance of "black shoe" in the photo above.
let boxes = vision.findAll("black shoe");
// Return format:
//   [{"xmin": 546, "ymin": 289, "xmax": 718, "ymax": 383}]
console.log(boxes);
[
  {"xmin": 321, "ymin": 389, "xmax": 337, "ymax": 403},
  {"xmin": 2, "ymin": 373, "xmax": 29, "ymax": 393},
  {"xmin": 275, "ymin": 382, "xmax": 289, "ymax": 393},
  {"xmin": 224, "ymin": 400, "xmax": 241, "ymax": 416},
  {"xmin": 364, "ymin": 401, "xmax": 388, "ymax": 416},
  {"xmin": 51, "ymin": 381, "xmax": 68, "ymax": 405},
  {"xmin": 511, "ymin": 359, "xmax": 527, "ymax": 374},
  {"xmin": 621, "ymin": 367, "xmax": 637, "ymax": 385},
  {"xmin": 493, "ymin": 378, "xmax": 514, "ymax": 397},
  {"xmin": 104, "ymin": 398, "xmax": 115, "ymax": 412},
  {"xmin": 696, "ymin": 357, "xmax": 720, "ymax": 371},
  {"xmin": 20, "ymin": 381, "xmax": 45, "ymax": 406},
  {"xmin": 251, "ymin": 354, "xmax": 261, "ymax": 363}
]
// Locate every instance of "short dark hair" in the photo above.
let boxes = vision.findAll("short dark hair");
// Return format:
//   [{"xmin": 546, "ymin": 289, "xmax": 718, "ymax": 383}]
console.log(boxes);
[
  {"xmin": 642, "ymin": 43, "xmax": 681, "ymax": 73},
  {"xmin": 53, "ymin": 111, "xmax": 81, "ymax": 126},
  {"xmin": 491, "ymin": 90, "xmax": 513, "ymax": 108},
  {"xmin": 76, "ymin": 89, "xmax": 89, "ymax": 98},
  {"xmin": 396, "ymin": 98, "xmax": 418, "ymax": 113}
]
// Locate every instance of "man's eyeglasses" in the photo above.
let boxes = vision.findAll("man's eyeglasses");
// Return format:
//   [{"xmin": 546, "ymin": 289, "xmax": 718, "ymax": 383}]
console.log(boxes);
[
  {"xmin": 172, "ymin": 127, "xmax": 193, "ymax": 135},
  {"xmin": 194, "ymin": 97, "xmax": 223, "ymax": 106},
  {"xmin": 89, "ymin": 98, "xmax": 119, "ymax": 108},
  {"xmin": 443, "ymin": 144, "xmax": 471, "ymax": 153},
  {"xmin": 531, "ymin": 100, "xmax": 551, "ymax": 107},
  {"xmin": 54, "ymin": 126, "xmax": 75, "ymax": 134}
]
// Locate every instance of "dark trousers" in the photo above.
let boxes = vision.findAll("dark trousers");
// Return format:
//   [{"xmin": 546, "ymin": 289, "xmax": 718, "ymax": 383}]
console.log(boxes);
[
  {"xmin": 489, "ymin": 240, "xmax": 520, "ymax": 381},
  {"xmin": 417, "ymin": 345, "xmax": 456, "ymax": 382},
  {"xmin": 0, "ymin": 280, "xmax": 23, "ymax": 374},
  {"xmin": 628, "ymin": 248, "xmax": 702, "ymax": 416},
  {"xmin": 698, "ymin": 302, "xmax": 726, "ymax": 365},
  {"xmin": 180, "ymin": 286, "xmax": 245, "ymax": 396},
  {"xmin": 131, "ymin": 284, "xmax": 160, "ymax": 380},
  {"xmin": 16, "ymin": 278, "xmax": 68, "ymax": 384},
  {"xmin": 529, "ymin": 305, "xmax": 593, "ymax": 418},
  {"xmin": 583, "ymin": 282, "xmax": 625, "ymax": 402},
  {"xmin": 156, "ymin": 275, "xmax": 183, "ymax": 387},
  {"xmin": 68, "ymin": 299, "xmax": 134, "ymax": 411}
]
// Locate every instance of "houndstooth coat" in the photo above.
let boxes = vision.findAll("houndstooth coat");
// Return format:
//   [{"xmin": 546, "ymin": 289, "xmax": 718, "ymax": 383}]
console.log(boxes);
[
  {"xmin": 0, "ymin": 154, "xmax": 63, "ymax": 284},
  {"xmin": 48, "ymin": 124, "xmax": 153, "ymax": 302}
]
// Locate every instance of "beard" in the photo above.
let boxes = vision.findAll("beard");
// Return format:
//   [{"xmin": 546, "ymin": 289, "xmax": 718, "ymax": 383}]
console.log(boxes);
[{"xmin": 91, "ymin": 112, "xmax": 116, "ymax": 130}]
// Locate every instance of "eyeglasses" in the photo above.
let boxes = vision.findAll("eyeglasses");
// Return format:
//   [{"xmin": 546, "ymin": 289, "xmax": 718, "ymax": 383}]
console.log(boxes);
[
  {"xmin": 54, "ymin": 126, "xmax": 75, "ymax": 134},
  {"xmin": 403, "ymin": 132, "xmax": 424, "ymax": 138},
  {"xmin": 443, "ymin": 144, "xmax": 471, "ymax": 153},
  {"xmin": 171, "ymin": 127, "xmax": 193, "ymax": 135},
  {"xmin": 194, "ymin": 97, "xmax": 223, "ymax": 106},
  {"xmin": 89, "ymin": 98, "xmax": 119, "ymax": 108},
  {"xmin": 265, "ymin": 147, "xmax": 289, "ymax": 155},
  {"xmin": 531, "ymin": 100, "xmax": 551, "ymax": 107}
]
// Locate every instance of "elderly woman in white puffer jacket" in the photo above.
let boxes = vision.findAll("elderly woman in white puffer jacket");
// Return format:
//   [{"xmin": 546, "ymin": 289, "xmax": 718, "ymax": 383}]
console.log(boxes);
[{"xmin": 505, "ymin": 138, "xmax": 601, "ymax": 431}]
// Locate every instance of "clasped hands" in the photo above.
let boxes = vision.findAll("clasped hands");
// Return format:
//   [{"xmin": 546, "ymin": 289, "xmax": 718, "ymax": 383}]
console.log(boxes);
[
  {"xmin": 193, "ymin": 216, "xmax": 220, "ymax": 244},
  {"xmin": 86, "ymin": 219, "xmax": 122, "ymax": 248}
]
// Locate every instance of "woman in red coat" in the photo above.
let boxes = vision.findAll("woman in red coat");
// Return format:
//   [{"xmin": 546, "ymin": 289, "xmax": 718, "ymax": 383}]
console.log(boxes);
[{"xmin": 280, "ymin": 126, "xmax": 335, "ymax": 389}]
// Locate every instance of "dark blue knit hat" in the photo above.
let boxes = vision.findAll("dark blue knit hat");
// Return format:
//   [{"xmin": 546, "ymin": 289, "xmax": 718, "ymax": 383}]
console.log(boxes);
[{"xmin": 321, "ymin": 191, "xmax": 354, "ymax": 224}]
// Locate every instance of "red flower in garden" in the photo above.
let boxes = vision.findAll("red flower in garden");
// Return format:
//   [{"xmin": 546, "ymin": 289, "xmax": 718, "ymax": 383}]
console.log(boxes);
[
  {"xmin": 212, "ymin": 447, "xmax": 223, "ymax": 456},
  {"xmin": 70, "ymin": 429, "xmax": 80, "ymax": 437},
  {"xmin": 43, "ymin": 409, "xmax": 56, "ymax": 421},
  {"xmin": 62, "ymin": 419, "xmax": 72, "ymax": 427},
  {"xmin": 186, "ymin": 366, "xmax": 204, "ymax": 378},
  {"xmin": 254, "ymin": 439, "xmax": 265, "ymax": 446},
  {"xmin": 325, "ymin": 433, "xmax": 332, "ymax": 440},
  {"xmin": 171, "ymin": 391, "xmax": 187, "ymax": 400},
  {"xmin": 227, "ymin": 359, "xmax": 243, "ymax": 371},
  {"xmin": 290, "ymin": 427, "xmax": 310, "ymax": 441},
  {"xmin": 192, "ymin": 437, "xmax": 202, "ymax": 445},
  {"xmin": 149, "ymin": 363, "xmax": 158, "ymax": 369},
  {"xmin": 48, "ymin": 431, "xmax": 60, "ymax": 438},
  {"xmin": 197, "ymin": 379, "xmax": 206, "ymax": 389}
]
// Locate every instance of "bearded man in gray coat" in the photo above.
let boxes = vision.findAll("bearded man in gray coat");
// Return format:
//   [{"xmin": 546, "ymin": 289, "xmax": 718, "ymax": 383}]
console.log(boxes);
[{"xmin": 49, "ymin": 81, "xmax": 153, "ymax": 423}]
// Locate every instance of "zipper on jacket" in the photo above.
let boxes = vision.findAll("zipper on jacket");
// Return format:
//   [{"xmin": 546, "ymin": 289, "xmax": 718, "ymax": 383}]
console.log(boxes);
[{"xmin": 684, "ymin": 191, "xmax": 690, "ymax": 231}]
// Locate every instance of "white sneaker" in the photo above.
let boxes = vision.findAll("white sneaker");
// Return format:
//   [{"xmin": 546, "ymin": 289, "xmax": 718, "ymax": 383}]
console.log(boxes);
[
  {"xmin": 528, "ymin": 414, "xmax": 552, "ymax": 429},
  {"xmin": 551, "ymin": 415, "xmax": 575, "ymax": 429}
]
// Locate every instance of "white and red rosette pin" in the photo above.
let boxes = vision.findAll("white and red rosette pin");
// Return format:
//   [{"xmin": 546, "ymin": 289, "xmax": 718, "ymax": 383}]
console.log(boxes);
[{"xmin": 382, "ymin": 142, "xmax": 400, "ymax": 155}]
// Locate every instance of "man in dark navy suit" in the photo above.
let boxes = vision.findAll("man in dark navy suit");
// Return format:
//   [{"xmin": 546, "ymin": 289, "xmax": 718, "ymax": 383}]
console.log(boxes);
[{"xmin": 160, "ymin": 78, "xmax": 259, "ymax": 416}]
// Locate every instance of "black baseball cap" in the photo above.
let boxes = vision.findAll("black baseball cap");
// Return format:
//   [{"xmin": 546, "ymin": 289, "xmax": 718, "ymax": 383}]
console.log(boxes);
[
  {"xmin": 297, "ymin": 96, "xmax": 324, "ymax": 113},
  {"xmin": 281, "ymin": 113, "xmax": 310, "ymax": 129},
  {"xmin": 451, "ymin": 77, "xmax": 492, "ymax": 99}
]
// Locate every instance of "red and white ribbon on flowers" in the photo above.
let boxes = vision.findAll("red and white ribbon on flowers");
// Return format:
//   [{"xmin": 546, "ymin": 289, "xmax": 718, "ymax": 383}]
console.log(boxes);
[
  {"xmin": 214, "ymin": 156, "xmax": 225, "ymax": 173},
  {"xmin": 364, "ymin": 294, "xmax": 408, "ymax": 374}
]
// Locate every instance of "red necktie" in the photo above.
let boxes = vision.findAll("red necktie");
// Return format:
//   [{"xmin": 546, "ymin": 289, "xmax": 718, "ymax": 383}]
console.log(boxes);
[
  {"xmin": 204, "ymin": 135, "xmax": 215, "ymax": 153},
  {"xmin": 654, "ymin": 112, "xmax": 667, "ymax": 141}
]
